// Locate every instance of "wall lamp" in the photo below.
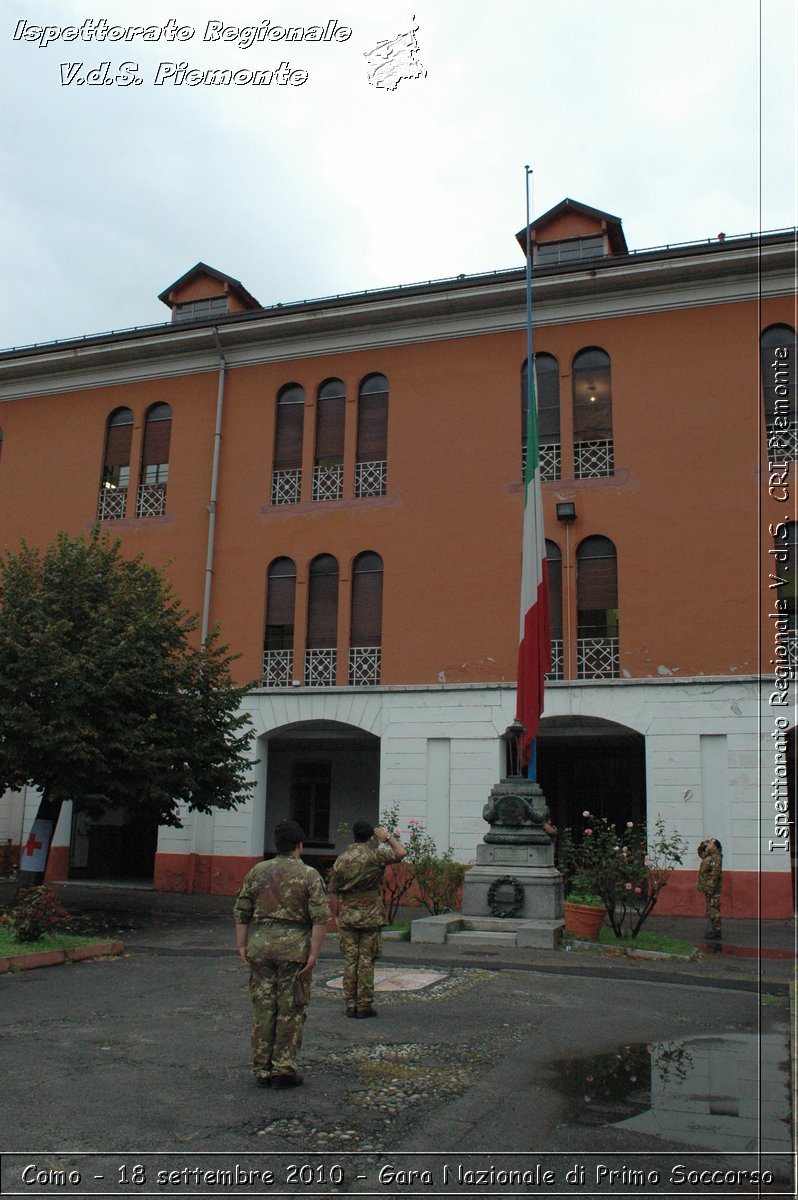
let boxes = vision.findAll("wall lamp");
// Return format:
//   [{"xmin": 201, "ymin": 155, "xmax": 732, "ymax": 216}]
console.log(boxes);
[{"xmin": 555, "ymin": 501, "xmax": 577, "ymax": 523}]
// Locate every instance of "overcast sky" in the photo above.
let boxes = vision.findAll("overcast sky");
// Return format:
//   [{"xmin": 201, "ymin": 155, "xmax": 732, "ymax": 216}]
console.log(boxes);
[{"xmin": 2, "ymin": 0, "xmax": 795, "ymax": 350}]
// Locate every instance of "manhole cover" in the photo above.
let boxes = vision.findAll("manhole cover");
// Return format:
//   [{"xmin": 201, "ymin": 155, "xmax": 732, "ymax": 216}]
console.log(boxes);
[{"xmin": 326, "ymin": 967, "xmax": 447, "ymax": 993}]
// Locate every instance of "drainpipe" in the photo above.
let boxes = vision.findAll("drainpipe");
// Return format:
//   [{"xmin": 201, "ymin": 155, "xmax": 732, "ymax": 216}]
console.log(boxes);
[{"xmin": 202, "ymin": 328, "xmax": 226, "ymax": 647}]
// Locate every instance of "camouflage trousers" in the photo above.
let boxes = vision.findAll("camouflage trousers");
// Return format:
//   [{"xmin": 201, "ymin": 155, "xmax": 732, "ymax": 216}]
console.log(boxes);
[
  {"xmin": 338, "ymin": 927, "xmax": 382, "ymax": 1012},
  {"xmin": 704, "ymin": 893, "xmax": 722, "ymax": 937},
  {"xmin": 248, "ymin": 960, "xmax": 308, "ymax": 1079}
]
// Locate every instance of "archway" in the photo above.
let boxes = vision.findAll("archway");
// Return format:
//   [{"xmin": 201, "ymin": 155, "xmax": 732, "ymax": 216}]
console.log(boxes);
[
  {"xmin": 537, "ymin": 715, "xmax": 646, "ymax": 836},
  {"xmin": 264, "ymin": 720, "xmax": 380, "ymax": 874}
]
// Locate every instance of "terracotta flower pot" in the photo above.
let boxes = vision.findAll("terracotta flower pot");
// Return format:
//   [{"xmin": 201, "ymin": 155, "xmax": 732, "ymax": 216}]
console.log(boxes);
[{"xmin": 563, "ymin": 901, "xmax": 605, "ymax": 940}]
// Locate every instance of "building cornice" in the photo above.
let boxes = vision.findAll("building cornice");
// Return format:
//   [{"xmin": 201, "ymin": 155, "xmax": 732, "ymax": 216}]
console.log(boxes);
[{"xmin": 0, "ymin": 235, "xmax": 793, "ymax": 402}]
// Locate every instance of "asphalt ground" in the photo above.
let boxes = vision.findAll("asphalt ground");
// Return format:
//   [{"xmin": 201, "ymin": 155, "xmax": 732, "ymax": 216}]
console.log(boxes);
[{"xmin": 0, "ymin": 884, "xmax": 795, "ymax": 1200}]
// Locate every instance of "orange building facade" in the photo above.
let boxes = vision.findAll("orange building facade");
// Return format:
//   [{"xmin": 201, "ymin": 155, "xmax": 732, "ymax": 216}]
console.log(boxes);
[{"xmin": 0, "ymin": 200, "xmax": 794, "ymax": 917}]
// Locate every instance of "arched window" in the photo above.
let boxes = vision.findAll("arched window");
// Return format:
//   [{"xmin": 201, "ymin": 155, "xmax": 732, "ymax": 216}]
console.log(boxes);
[
  {"xmin": 545, "ymin": 539, "xmax": 563, "ymax": 680},
  {"xmin": 313, "ymin": 378, "xmax": 345, "ymax": 501},
  {"xmin": 136, "ymin": 403, "xmax": 171, "ymax": 518},
  {"xmin": 522, "ymin": 355, "xmax": 560, "ymax": 480},
  {"xmin": 272, "ymin": 383, "xmax": 305, "ymax": 505},
  {"xmin": 305, "ymin": 554, "xmax": 339, "ymax": 685},
  {"xmin": 356, "ymin": 374, "xmax": 389, "ymax": 497},
  {"xmin": 573, "ymin": 348, "xmax": 614, "ymax": 478},
  {"xmin": 761, "ymin": 325, "xmax": 797, "ymax": 461},
  {"xmin": 349, "ymin": 552, "xmax": 384, "ymax": 685},
  {"xmin": 576, "ymin": 536, "xmax": 618, "ymax": 679},
  {"xmin": 262, "ymin": 558, "xmax": 297, "ymax": 687},
  {"xmin": 97, "ymin": 408, "xmax": 133, "ymax": 520}
]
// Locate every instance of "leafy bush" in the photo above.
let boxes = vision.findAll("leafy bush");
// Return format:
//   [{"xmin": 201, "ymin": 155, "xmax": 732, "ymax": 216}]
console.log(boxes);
[
  {"xmin": 379, "ymin": 806, "xmax": 465, "ymax": 921},
  {"xmin": 11, "ymin": 886, "xmax": 69, "ymax": 943},
  {"xmin": 562, "ymin": 812, "xmax": 687, "ymax": 938}
]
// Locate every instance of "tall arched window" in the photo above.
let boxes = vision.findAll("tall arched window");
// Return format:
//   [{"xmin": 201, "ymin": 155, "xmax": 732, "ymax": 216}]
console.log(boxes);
[
  {"xmin": 262, "ymin": 558, "xmax": 297, "ymax": 687},
  {"xmin": 272, "ymin": 383, "xmax": 305, "ymax": 505},
  {"xmin": 313, "ymin": 378, "xmax": 345, "ymax": 501},
  {"xmin": 349, "ymin": 552, "xmax": 384, "ymax": 685},
  {"xmin": 136, "ymin": 403, "xmax": 171, "ymax": 518},
  {"xmin": 522, "ymin": 355, "xmax": 560, "ymax": 480},
  {"xmin": 356, "ymin": 374, "xmax": 389, "ymax": 497},
  {"xmin": 576, "ymin": 535, "xmax": 618, "ymax": 679},
  {"xmin": 97, "ymin": 408, "xmax": 133, "ymax": 520},
  {"xmin": 545, "ymin": 539, "xmax": 563, "ymax": 679},
  {"xmin": 761, "ymin": 324, "xmax": 797, "ymax": 461},
  {"xmin": 573, "ymin": 348, "xmax": 614, "ymax": 478},
  {"xmin": 305, "ymin": 554, "xmax": 339, "ymax": 685}
]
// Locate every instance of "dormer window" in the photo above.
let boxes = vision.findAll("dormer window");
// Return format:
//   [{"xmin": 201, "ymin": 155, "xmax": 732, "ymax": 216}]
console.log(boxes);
[
  {"xmin": 536, "ymin": 235, "xmax": 605, "ymax": 266},
  {"xmin": 172, "ymin": 296, "xmax": 229, "ymax": 322}
]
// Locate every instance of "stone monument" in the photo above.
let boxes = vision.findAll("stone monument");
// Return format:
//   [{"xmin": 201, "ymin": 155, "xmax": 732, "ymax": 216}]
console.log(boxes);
[{"xmin": 412, "ymin": 721, "xmax": 565, "ymax": 948}]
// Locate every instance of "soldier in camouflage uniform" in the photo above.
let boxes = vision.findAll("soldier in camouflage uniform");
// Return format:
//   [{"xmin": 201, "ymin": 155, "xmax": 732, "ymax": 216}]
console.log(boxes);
[
  {"xmin": 328, "ymin": 821, "xmax": 406, "ymax": 1018},
  {"xmin": 234, "ymin": 819, "xmax": 330, "ymax": 1088},
  {"xmin": 697, "ymin": 838, "xmax": 723, "ymax": 942}
]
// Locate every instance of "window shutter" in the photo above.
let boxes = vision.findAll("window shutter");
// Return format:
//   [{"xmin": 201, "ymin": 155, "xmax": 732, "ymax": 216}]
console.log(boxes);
[
  {"xmin": 350, "ymin": 554, "xmax": 383, "ymax": 646},
  {"xmin": 306, "ymin": 556, "xmax": 339, "ymax": 648},
  {"xmin": 274, "ymin": 386, "xmax": 305, "ymax": 470},
  {"xmin": 577, "ymin": 556, "xmax": 617, "ymax": 609},
  {"xmin": 104, "ymin": 411, "xmax": 133, "ymax": 466},
  {"xmin": 265, "ymin": 559, "xmax": 296, "ymax": 649},
  {"xmin": 357, "ymin": 377, "xmax": 388, "ymax": 462},
  {"xmin": 142, "ymin": 407, "xmax": 172, "ymax": 465},
  {"xmin": 315, "ymin": 380, "xmax": 345, "ymax": 464},
  {"xmin": 545, "ymin": 542, "xmax": 563, "ymax": 639}
]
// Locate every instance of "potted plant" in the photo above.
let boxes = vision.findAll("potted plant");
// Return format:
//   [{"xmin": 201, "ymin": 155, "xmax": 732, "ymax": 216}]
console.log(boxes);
[{"xmin": 562, "ymin": 877, "xmax": 605, "ymax": 940}]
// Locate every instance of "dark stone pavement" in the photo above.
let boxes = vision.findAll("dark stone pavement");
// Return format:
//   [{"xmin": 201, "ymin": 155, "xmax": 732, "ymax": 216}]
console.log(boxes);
[{"xmin": 0, "ymin": 883, "xmax": 794, "ymax": 1198}]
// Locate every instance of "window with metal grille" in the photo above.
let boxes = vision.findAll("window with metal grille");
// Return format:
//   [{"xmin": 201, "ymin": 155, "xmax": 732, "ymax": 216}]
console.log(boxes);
[
  {"xmin": 263, "ymin": 557, "xmax": 297, "ymax": 686},
  {"xmin": 272, "ymin": 383, "xmax": 304, "ymax": 504},
  {"xmin": 522, "ymin": 355, "xmax": 560, "ymax": 480},
  {"xmin": 349, "ymin": 552, "xmax": 383, "ymax": 685},
  {"xmin": 313, "ymin": 379, "xmax": 345, "ymax": 501},
  {"xmin": 173, "ymin": 296, "xmax": 229, "ymax": 322},
  {"xmin": 545, "ymin": 539, "xmax": 563, "ymax": 680},
  {"xmin": 136, "ymin": 403, "xmax": 171, "ymax": 517},
  {"xmin": 98, "ymin": 408, "xmax": 133, "ymax": 520},
  {"xmin": 356, "ymin": 374, "xmax": 388, "ymax": 497},
  {"xmin": 305, "ymin": 555, "xmax": 339, "ymax": 685},
  {"xmin": 576, "ymin": 536, "xmax": 618, "ymax": 679},
  {"xmin": 573, "ymin": 347, "xmax": 613, "ymax": 479},
  {"xmin": 761, "ymin": 324, "xmax": 797, "ymax": 461}
]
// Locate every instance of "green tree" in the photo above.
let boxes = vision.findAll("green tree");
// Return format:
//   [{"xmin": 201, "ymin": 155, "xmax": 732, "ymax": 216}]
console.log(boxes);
[{"xmin": 0, "ymin": 530, "xmax": 255, "ymax": 889}]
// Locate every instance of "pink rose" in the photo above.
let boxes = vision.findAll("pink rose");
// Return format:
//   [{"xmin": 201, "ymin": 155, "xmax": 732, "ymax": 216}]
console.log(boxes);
[
  {"xmin": 624, "ymin": 882, "xmax": 633, "ymax": 890},
  {"xmin": 585, "ymin": 828, "xmax": 593, "ymax": 836},
  {"xmin": 393, "ymin": 828, "xmax": 401, "ymax": 837},
  {"xmin": 627, "ymin": 821, "xmax": 634, "ymax": 828},
  {"xmin": 582, "ymin": 810, "xmax": 590, "ymax": 818},
  {"xmin": 634, "ymin": 887, "xmax": 642, "ymax": 894}
]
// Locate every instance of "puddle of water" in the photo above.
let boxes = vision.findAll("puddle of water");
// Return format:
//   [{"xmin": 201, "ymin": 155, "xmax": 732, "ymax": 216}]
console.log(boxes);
[{"xmin": 547, "ymin": 1034, "xmax": 792, "ymax": 1152}]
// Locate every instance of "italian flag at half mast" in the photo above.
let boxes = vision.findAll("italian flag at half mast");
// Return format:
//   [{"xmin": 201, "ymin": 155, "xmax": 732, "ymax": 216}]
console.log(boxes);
[{"xmin": 517, "ymin": 167, "xmax": 552, "ymax": 767}]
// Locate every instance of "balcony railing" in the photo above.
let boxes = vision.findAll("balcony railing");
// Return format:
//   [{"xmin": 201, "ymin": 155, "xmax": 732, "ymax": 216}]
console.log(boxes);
[
  {"xmin": 97, "ymin": 486, "xmax": 127, "ymax": 521},
  {"xmin": 522, "ymin": 442, "xmax": 562, "ymax": 482},
  {"xmin": 272, "ymin": 468, "xmax": 301, "ymax": 505},
  {"xmin": 577, "ymin": 636, "xmax": 619, "ymax": 680},
  {"xmin": 135, "ymin": 482, "xmax": 167, "ymax": 518},
  {"xmin": 355, "ymin": 460, "xmax": 387, "ymax": 497},
  {"xmin": 349, "ymin": 646, "xmax": 381, "ymax": 685},
  {"xmin": 304, "ymin": 648, "xmax": 336, "ymax": 686},
  {"xmin": 546, "ymin": 639, "xmax": 564, "ymax": 681},
  {"xmin": 262, "ymin": 649, "xmax": 293, "ymax": 687},
  {"xmin": 312, "ymin": 464, "xmax": 343, "ymax": 501},
  {"xmin": 575, "ymin": 439, "xmax": 614, "ymax": 479}
]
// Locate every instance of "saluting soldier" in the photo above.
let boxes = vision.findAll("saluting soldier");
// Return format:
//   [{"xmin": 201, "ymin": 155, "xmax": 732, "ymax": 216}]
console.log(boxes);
[
  {"xmin": 234, "ymin": 819, "xmax": 330, "ymax": 1088},
  {"xmin": 328, "ymin": 821, "xmax": 406, "ymax": 1018},
  {"xmin": 696, "ymin": 838, "xmax": 723, "ymax": 942}
]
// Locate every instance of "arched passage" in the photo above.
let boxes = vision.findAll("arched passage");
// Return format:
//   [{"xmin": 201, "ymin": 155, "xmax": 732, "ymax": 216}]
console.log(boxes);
[
  {"xmin": 537, "ymin": 715, "xmax": 646, "ymax": 834},
  {"xmin": 263, "ymin": 720, "xmax": 380, "ymax": 874}
]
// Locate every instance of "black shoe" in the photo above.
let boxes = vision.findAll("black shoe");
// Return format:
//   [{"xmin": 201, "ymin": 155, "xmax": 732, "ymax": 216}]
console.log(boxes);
[
  {"xmin": 254, "ymin": 1075, "xmax": 272, "ymax": 1087},
  {"xmin": 358, "ymin": 1007, "xmax": 378, "ymax": 1018},
  {"xmin": 346, "ymin": 1008, "xmax": 358, "ymax": 1018},
  {"xmin": 271, "ymin": 1073, "xmax": 303, "ymax": 1088}
]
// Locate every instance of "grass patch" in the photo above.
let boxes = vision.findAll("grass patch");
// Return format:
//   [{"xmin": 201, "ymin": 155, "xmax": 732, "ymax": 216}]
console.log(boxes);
[
  {"xmin": 591, "ymin": 927, "xmax": 698, "ymax": 956},
  {"xmin": 0, "ymin": 930, "xmax": 109, "ymax": 958},
  {"xmin": 383, "ymin": 920, "xmax": 411, "ymax": 934}
]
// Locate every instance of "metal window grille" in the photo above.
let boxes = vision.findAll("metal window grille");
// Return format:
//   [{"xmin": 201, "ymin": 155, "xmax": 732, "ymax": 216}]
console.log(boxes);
[
  {"xmin": 785, "ymin": 632, "xmax": 798, "ymax": 675},
  {"xmin": 97, "ymin": 487, "xmax": 127, "ymax": 520},
  {"xmin": 312, "ymin": 464, "xmax": 344, "ymax": 501},
  {"xmin": 271, "ymin": 469, "xmax": 302, "ymax": 505},
  {"xmin": 355, "ymin": 461, "xmax": 387, "ymax": 498},
  {"xmin": 348, "ymin": 646, "xmax": 381, "ymax": 685},
  {"xmin": 577, "ymin": 636, "xmax": 619, "ymax": 680},
  {"xmin": 262, "ymin": 649, "xmax": 293, "ymax": 687},
  {"xmin": 546, "ymin": 639, "xmax": 564, "ymax": 681},
  {"xmin": 135, "ymin": 482, "xmax": 167, "ymax": 518},
  {"xmin": 539, "ymin": 443, "xmax": 561, "ymax": 482},
  {"xmin": 574, "ymin": 439, "xmax": 614, "ymax": 479},
  {"xmin": 304, "ymin": 647, "xmax": 336, "ymax": 686}
]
